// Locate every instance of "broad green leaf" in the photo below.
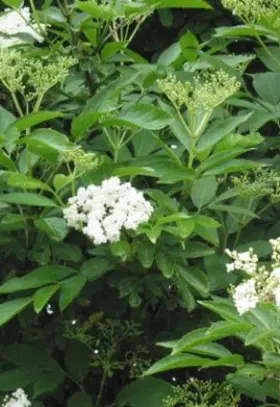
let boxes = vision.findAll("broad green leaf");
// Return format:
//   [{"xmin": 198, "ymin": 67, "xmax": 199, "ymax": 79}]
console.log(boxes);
[
  {"xmin": 253, "ymin": 72, "xmax": 280, "ymax": 105},
  {"xmin": 35, "ymin": 217, "xmax": 68, "ymax": 242},
  {"xmin": 191, "ymin": 176, "xmax": 217, "ymax": 208},
  {"xmin": 263, "ymin": 352, "xmax": 280, "ymax": 368},
  {"xmin": 12, "ymin": 111, "xmax": 64, "ymax": 132},
  {"xmin": 228, "ymin": 374, "xmax": 266, "ymax": 401},
  {"xmin": 176, "ymin": 275, "xmax": 196, "ymax": 311},
  {"xmin": 53, "ymin": 173, "xmax": 73, "ymax": 192},
  {"xmin": 178, "ymin": 266, "xmax": 209, "ymax": 297},
  {"xmin": 20, "ymin": 129, "xmax": 75, "ymax": 162},
  {"xmin": 84, "ymin": 74, "xmax": 140, "ymax": 113},
  {"xmin": 68, "ymin": 392, "xmax": 92, "ymax": 407},
  {"xmin": 245, "ymin": 327, "xmax": 280, "ymax": 346},
  {"xmin": 197, "ymin": 148, "xmax": 248, "ymax": 173},
  {"xmin": 144, "ymin": 353, "xmax": 213, "ymax": 375},
  {"xmin": 8, "ymin": 174, "xmax": 52, "ymax": 192},
  {"xmin": 207, "ymin": 321, "xmax": 251, "ymax": 338},
  {"xmin": 156, "ymin": 251, "xmax": 175, "ymax": 278},
  {"xmin": 52, "ymin": 243, "xmax": 82, "ymax": 263},
  {"xmin": 194, "ymin": 215, "xmax": 220, "ymax": 228},
  {"xmin": 199, "ymin": 298, "xmax": 241, "ymax": 321},
  {"xmin": 0, "ymin": 297, "xmax": 32, "ymax": 326},
  {"xmin": 158, "ymin": 42, "xmax": 181, "ymax": 66},
  {"xmin": 0, "ymin": 149, "xmax": 16, "ymax": 171},
  {"xmin": 202, "ymin": 354, "xmax": 244, "ymax": 368},
  {"xmin": 256, "ymin": 46, "xmax": 280, "ymax": 72},
  {"xmin": 71, "ymin": 111, "xmax": 101, "ymax": 140},
  {"xmin": 204, "ymin": 254, "xmax": 235, "ymax": 292},
  {"xmin": 197, "ymin": 114, "xmax": 252, "ymax": 152},
  {"xmin": 209, "ymin": 204, "xmax": 258, "ymax": 218},
  {"xmin": 110, "ymin": 239, "xmax": 131, "ymax": 261},
  {"xmin": 0, "ymin": 193, "xmax": 57, "ymax": 207},
  {"xmin": 215, "ymin": 24, "xmax": 275, "ymax": 39},
  {"xmin": 145, "ymin": 0, "xmax": 212, "ymax": 9},
  {"xmin": 159, "ymin": 101, "xmax": 191, "ymax": 152},
  {"xmin": 1, "ymin": 0, "xmax": 22, "ymax": 7},
  {"xmin": 172, "ymin": 328, "xmax": 212, "ymax": 354},
  {"xmin": 33, "ymin": 371, "xmax": 65, "ymax": 398},
  {"xmin": 81, "ymin": 258, "xmax": 115, "ymax": 281},
  {"xmin": 117, "ymin": 377, "xmax": 173, "ymax": 407},
  {"xmin": 190, "ymin": 343, "xmax": 232, "ymax": 358},
  {"xmin": 105, "ymin": 104, "xmax": 173, "ymax": 130},
  {"xmin": 204, "ymin": 159, "xmax": 259, "ymax": 176},
  {"xmin": 135, "ymin": 240, "xmax": 155, "ymax": 268},
  {"xmin": 59, "ymin": 275, "xmax": 87, "ymax": 311},
  {"xmin": 194, "ymin": 224, "xmax": 219, "ymax": 245},
  {"xmin": 157, "ymin": 212, "xmax": 190, "ymax": 226},
  {"xmin": 65, "ymin": 341, "xmax": 90, "ymax": 382},
  {"xmin": 33, "ymin": 285, "xmax": 60, "ymax": 313},
  {"xmin": 75, "ymin": 0, "xmax": 116, "ymax": 19},
  {"xmin": 184, "ymin": 242, "xmax": 215, "ymax": 258},
  {"xmin": 0, "ymin": 368, "xmax": 41, "ymax": 391},
  {"xmin": 0, "ymin": 265, "xmax": 77, "ymax": 293}
]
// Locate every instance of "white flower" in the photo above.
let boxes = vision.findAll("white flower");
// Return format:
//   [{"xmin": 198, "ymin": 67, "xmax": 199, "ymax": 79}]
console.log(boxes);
[
  {"xmin": 64, "ymin": 177, "xmax": 154, "ymax": 245},
  {"xmin": 274, "ymin": 286, "xmax": 280, "ymax": 306},
  {"xmin": 0, "ymin": 7, "xmax": 46, "ymax": 48},
  {"xmin": 270, "ymin": 267, "xmax": 280, "ymax": 282},
  {"xmin": 2, "ymin": 388, "xmax": 31, "ymax": 407},
  {"xmin": 232, "ymin": 279, "xmax": 259, "ymax": 315},
  {"xmin": 225, "ymin": 248, "xmax": 258, "ymax": 275}
]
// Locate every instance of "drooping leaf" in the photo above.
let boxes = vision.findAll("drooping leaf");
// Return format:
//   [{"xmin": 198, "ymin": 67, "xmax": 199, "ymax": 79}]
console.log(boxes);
[
  {"xmin": 33, "ymin": 285, "xmax": 60, "ymax": 314},
  {"xmin": 0, "ymin": 297, "xmax": 33, "ymax": 326},
  {"xmin": 0, "ymin": 192, "xmax": 57, "ymax": 207},
  {"xmin": 117, "ymin": 377, "xmax": 173, "ymax": 407},
  {"xmin": 0, "ymin": 265, "xmax": 77, "ymax": 293},
  {"xmin": 59, "ymin": 275, "xmax": 87, "ymax": 311}
]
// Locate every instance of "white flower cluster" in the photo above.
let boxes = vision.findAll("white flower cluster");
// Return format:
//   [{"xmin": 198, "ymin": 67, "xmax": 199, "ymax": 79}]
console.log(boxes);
[
  {"xmin": 232, "ymin": 279, "xmax": 259, "ymax": 315},
  {"xmin": 2, "ymin": 389, "xmax": 31, "ymax": 407},
  {"xmin": 226, "ymin": 239, "xmax": 280, "ymax": 315},
  {"xmin": 225, "ymin": 247, "xmax": 258, "ymax": 275},
  {"xmin": 0, "ymin": 7, "xmax": 45, "ymax": 48},
  {"xmin": 63, "ymin": 177, "xmax": 153, "ymax": 245}
]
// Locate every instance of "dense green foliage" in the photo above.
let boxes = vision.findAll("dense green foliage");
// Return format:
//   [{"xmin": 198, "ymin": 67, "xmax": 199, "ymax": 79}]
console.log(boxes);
[{"xmin": 1, "ymin": 0, "xmax": 280, "ymax": 406}]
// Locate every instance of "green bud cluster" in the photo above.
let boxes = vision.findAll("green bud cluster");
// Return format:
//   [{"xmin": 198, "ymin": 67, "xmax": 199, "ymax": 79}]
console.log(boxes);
[
  {"xmin": 26, "ymin": 55, "xmax": 77, "ymax": 100},
  {"xmin": 163, "ymin": 379, "xmax": 240, "ymax": 407},
  {"xmin": 0, "ymin": 47, "xmax": 77, "ymax": 105},
  {"xmin": 222, "ymin": 0, "xmax": 279, "ymax": 24},
  {"xmin": 158, "ymin": 70, "xmax": 240, "ymax": 114},
  {"xmin": 0, "ymin": 48, "xmax": 25, "ymax": 93},
  {"xmin": 63, "ymin": 148, "xmax": 99, "ymax": 173},
  {"xmin": 231, "ymin": 169, "xmax": 280, "ymax": 198}
]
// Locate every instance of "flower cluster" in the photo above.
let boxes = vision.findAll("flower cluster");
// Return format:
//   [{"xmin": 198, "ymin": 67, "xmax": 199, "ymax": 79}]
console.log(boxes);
[
  {"xmin": 62, "ymin": 148, "xmax": 99, "ymax": 173},
  {"xmin": 225, "ymin": 247, "xmax": 258, "ymax": 275},
  {"xmin": 0, "ymin": 47, "xmax": 76, "ymax": 106},
  {"xmin": 163, "ymin": 378, "xmax": 240, "ymax": 407},
  {"xmin": 222, "ymin": 0, "xmax": 279, "ymax": 24},
  {"xmin": 2, "ymin": 389, "xmax": 31, "ymax": 407},
  {"xmin": 158, "ymin": 70, "xmax": 240, "ymax": 115},
  {"xmin": 0, "ymin": 7, "xmax": 45, "ymax": 48},
  {"xmin": 226, "ymin": 238, "xmax": 280, "ymax": 314},
  {"xmin": 63, "ymin": 177, "xmax": 153, "ymax": 245},
  {"xmin": 231, "ymin": 169, "xmax": 280, "ymax": 200},
  {"xmin": 26, "ymin": 55, "xmax": 77, "ymax": 101}
]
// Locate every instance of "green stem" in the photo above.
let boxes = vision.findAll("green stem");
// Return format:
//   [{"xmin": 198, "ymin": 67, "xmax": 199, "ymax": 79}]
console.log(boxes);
[
  {"xmin": 233, "ymin": 197, "xmax": 254, "ymax": 248},
  {"xmin": 96, "ymin": 369, "xmax": 107, "ymax": 407},
  {"xmin": 150, "ymin": 132, "xmax": 182, "ymax": 167},
  {"xmin": 253, "ymin": 28, "xmax": 280, "ymax": 70},
  {"xmin": 28, "ymin": 0, "xmax": 45, "ymax": 37},
  {"xmin": 11, "ymin": 92, "xmax": 24, "ymax": 117},
  {"xmin": 33, "ymin": 93, "xmax": 44, "ymax": 113}
]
